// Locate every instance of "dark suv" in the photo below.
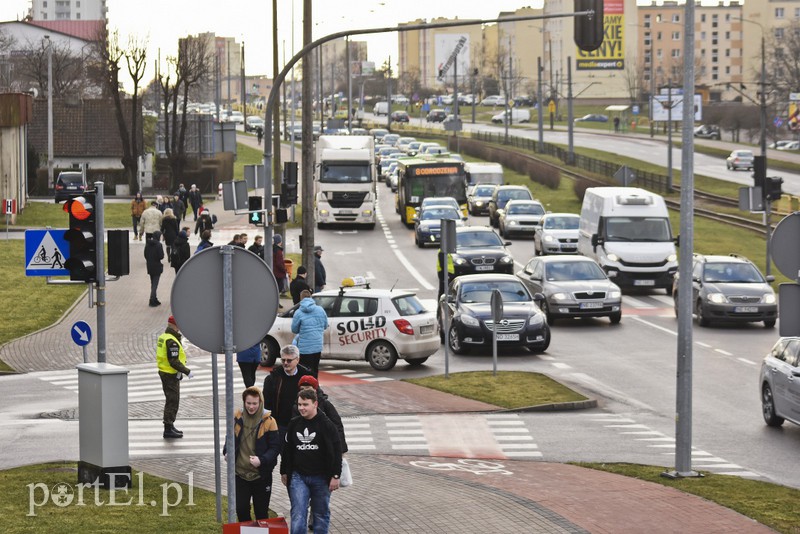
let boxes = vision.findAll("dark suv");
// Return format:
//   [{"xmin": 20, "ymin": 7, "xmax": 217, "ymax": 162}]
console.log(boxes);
[
  {"xmin": 426, "ymin": 109, "xmax": 447, "ymax": 122},
  {"xmin": 673, "ymin": 253, "xmax": 777, "ymax": 328},
  {"xmin": 54, "ymin": 171, "xmax": 87, "ymax": 203},
  {"xmin": 488, "ymin": 185, "xmax": 533, "ymax": 227}
]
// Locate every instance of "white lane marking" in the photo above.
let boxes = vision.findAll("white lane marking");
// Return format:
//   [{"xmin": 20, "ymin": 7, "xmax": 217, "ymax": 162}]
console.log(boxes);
[
  {"xmin": 714, "ymin": 348, "xmax": 733, "ymax": 356},
  {"xmin": 696, "ymin": 342, "xmax": 712, "ymax": 348},
  {"xmin": 631, "ymin": 316, "xmax": 678, "ymax": 336},
  {"xmin": 737, "ymin": 358, "xmax": 756, "ymax": 365},
  {"xmin": 551, "ymin": 362, "xmax": 571, "ymax": 369},
  {"xmin": 623, "ymin": 296, "xmax": 656, "ymax": 309},
  {"xmin": 391, "ymin": 245, "xmax": 435, "ymax": 289}
]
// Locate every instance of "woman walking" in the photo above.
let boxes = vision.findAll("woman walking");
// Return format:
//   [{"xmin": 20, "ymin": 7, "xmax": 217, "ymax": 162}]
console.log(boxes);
[{"xmin": 161, "ymin": 208, "xmax": 180, "ymax": 258}]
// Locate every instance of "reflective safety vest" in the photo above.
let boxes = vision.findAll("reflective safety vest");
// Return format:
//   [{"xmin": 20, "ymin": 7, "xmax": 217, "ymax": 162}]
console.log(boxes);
[
  {"xmin": 436, "ymin": 251, "xmax": 455, "ymax": 275},
  {"xmin": 156, "ymin": 332, "xmax": 186, "ymax": 374}
]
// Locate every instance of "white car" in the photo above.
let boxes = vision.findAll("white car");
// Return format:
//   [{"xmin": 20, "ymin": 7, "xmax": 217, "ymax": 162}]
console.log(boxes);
[
  {"xmin": 534, "ymin": 213, "xmax": 581, "ymax": 255},
  {"xmin": 480, "ymin": 95, "xmax": 506, "ymax": 106},
  {"xmin": 760, "ymin": 337, "xmax": 800, "ymax": 427},
  {"xmin": 228, "ymin": 111, "xmax": 244, "ymax": 124},
  {"xmin": 498, "ymin": 199, "xmax": 546, "ymax": 239},
  {"xmin": 262, "ymin": 281, "xmax": 439, "ymax": 371}
]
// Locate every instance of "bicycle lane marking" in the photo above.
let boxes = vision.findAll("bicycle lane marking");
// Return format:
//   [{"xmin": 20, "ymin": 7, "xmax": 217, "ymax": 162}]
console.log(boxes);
[{"xmin": 418, "ymin": 413, "xmax": 541, "ymax": 460}]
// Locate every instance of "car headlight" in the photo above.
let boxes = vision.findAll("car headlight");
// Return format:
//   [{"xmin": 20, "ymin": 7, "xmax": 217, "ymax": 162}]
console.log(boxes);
[
  {"xmin": 510, "ymin": 220, "xmax": 518, "ymax": 226},
  {"xmin": 499, "ymin": 256, "xmax": 514, "ymax": 264},
  {"xmin": 609, "ymin": 290, "xmax": 622, "ymax": 299},
  {"xmin": 475, "ymin": 201, "xmax": 483, "ymax": 207},
  {"xmin": 543, "ymin": 235, "xmax": 555, "ymax": 243},
  {"xmin": 362, "ymin": 209, "xmax": 373, "ymax": 216},
  {"xmin": 606, "ymin": 253, "xmax": 619, "ymax": 262},
  {"xmin": 453, "ymin": 257, "xmax": 468, "ymax": 266},
  {"xmin": 319, "ymin": 209, "xmax": 329, "ymax": 216},
  {"xmin": 528, "ymin": 314, "xmax": 544, "ymax": 326},
  {"xmin": 667, "ymin": 254, "xmax": 677, "ymax": 262},
  {"xmin": 552, "ymin": 292, "xmax": 569, "ymax": 301},
  {"xmin": 707, "ymin": 293, "xmax": 728, "ymax": 304},
  {"xmin": 461, "ymin": 314, "xmax": 479, "ymax": 327},
  {"xmin": 763, "ymin": 293, "xmax": 776, "ymax": 304}
]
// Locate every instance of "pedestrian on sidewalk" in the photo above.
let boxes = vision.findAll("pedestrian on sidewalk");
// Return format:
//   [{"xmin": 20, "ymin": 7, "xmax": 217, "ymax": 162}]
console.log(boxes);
[
  {"xmin": 161, "ymin": 208, "xmax": 180, "ymax": 259},
  {"xmin": 294, "ymin": 375, "xmax": 348, "ymax": 454},
  {"xmin": 172, "ymin": 194, "xmax": 186, "ymax": 222},
  {"xmin": 223, "ymin": 386, "xmax": 281, "ymax": 523},
  {"xmin": 130, "ymin": 192, "xmax": 146, "ymax": 241},
  {"xmin": 227, "ymin": 234, "xmax": 241, "ymax": 247},
  {"xmin": 195, "ymin": 229, "xmax": 213, "ymax": 254},
  {"xmin": 262, "ymin": 344, "xmax": 313, "ymax": 439},
  {"xmin": 239, "ymin": 233, "xmax": 248, "ymax": 249},
  {"xmin": 248, "ymin": 235, "xmax": 265, "ymax": 259},
  {"xmin": 170, "ymin": 227, "xmax": 191, "ymax": 273},
  {"xmin": 290, "ymin": 266, "xmax": 311, "ymax": 304},
  {"xmin": 280, "ymin": 388, "xmax": 342, "ymax": 534},
  {"xmin": 313, "ymin": 245, "xmax": 326, "ymax": 293},
  {"xmin": 256, "ymin": 126, "xmax": 263, "ymax": 146},
  {"xmin": 144, "ymin": 230, "xmax": 164, "ymax": 307},
  {"xmin": 188, "ymin": 184, "xmax": 203, "ymax": 220},
  {"xmin": 194, "ymin": 209, "xmax": 215, "ymax": 236},
  {"xmin": 156, "ymin": 315, "xmax": 194, "ymax": 439},
  {"xmin": 292, "ymin": 289, "xmax": 328, "ymax": 377},
  {"xmin": 237, "ymin": 343, "xmax": 262, "ymax": 388},
  {"xmin": 273, "ymin": 234, "xmax": 288, "ymax": 294},
  {"xmin": 141, "ymin": 201, "xmax": 163, "ymax": 241}
]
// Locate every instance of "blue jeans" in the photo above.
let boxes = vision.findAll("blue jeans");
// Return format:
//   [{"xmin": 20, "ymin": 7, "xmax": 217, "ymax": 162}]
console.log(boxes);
[{"xmin": 289, "ymin": 472, "xmax": 331, "ymax": 534}]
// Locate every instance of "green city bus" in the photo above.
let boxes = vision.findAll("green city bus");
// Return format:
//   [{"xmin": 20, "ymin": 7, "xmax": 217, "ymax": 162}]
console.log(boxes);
[{"xmin": 395, "ymin": 157, "xmax": 468, "ymax": 226}]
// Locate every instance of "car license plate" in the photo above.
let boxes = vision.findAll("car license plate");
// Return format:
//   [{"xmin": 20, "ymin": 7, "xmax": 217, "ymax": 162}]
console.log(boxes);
[
  {"xmin": 475, "ymin": 265, "xmax": 494, "ymax": 271},
  {"xmin": 420, "ymin": 325, "xmax": 434, "ymax": 334},
  {"xmin": 340, "ymin": 210, "xmax": 353, "ymax": 215},
  {"xmin": 580, "ymin": 302, "xmax": 603, "ymax": 309},
  {"xmin": 734, "ymin": 306, "xmax": 759, "ymax": 313},
  {"xmin": 496, "ymin": 333, "xmax": 519, "ymax": 341},
  {"xmin": 633, "ymin": 279, "xmax": 655, "ymax": 286}
]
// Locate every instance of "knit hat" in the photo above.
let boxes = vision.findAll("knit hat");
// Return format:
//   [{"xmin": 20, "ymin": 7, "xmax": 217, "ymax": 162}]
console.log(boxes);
[
  {"xmin": 296, "ymin": 265, "xmax": 307, "ymax": 275},
  {"xmin": 298, "ymin": 375, "xmax": 319, "ymax": 389},
  {"xmin": 273, "ymin": 234, "xmax": 282, "ymax": 245},
  {"xmin": 167, "ymin": 315, "xmax": 178, "ymax": 327}
]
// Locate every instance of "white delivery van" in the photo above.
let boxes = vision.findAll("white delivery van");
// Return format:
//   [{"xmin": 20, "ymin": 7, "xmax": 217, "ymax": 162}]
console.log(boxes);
[
  {"xmin": 491, "ymin": 109, "xmax": 531, "ymax": 124},
  {"xmin": 577, "ymin": 187, "xmax": 678, "ymax": 292},
  {"xmin": 373, "ymin": 101, "xmax": 389, "ymax": 116},
  {"xmin": 464, "ymin": 162, "xmax": 504, "ymax": 194}
]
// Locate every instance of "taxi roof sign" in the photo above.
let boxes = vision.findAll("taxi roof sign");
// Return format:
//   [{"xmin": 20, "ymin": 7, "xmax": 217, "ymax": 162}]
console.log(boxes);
[{"xmin": 340, "ymin": 276, "xmax": 370, "ymax": 289}]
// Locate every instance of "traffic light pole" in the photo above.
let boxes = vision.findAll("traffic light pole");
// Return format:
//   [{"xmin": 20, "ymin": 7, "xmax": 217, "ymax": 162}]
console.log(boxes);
[{"xmin": 95, "ymin": 181, "xmax": 107, "ymax": 363}]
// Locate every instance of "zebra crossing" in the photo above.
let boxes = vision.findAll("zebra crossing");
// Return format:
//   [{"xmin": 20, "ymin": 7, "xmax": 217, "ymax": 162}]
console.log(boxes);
[
  {"xmin": 124, "ymin": 413, "xmax": 542, "ymax": 460},
  {"xmin": 581, "ymin": 413, "xmax": 762, "ymax": 479}
]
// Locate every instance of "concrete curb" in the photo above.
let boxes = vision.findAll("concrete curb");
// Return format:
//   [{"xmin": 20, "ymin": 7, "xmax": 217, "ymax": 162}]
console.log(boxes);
[{"xmin": 504, "ymin": 398, "xmax": 598, "ymax": 413}]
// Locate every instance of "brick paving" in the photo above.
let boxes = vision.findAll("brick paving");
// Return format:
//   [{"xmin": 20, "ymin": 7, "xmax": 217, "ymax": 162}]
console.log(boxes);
[{"xmin": 2, "ymin": 148, "xmax": 777, "ymax": 532}]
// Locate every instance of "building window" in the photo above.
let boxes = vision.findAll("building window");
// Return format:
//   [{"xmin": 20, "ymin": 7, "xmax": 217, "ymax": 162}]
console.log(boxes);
[
  {"xmin": 701, "ymin": 48, "xmax": 706, "ymax": 56},
  {"xmin": 77, "ymin": 1, "xmax": 80, "ymax": 5},
  {"xmin": 672, "ymin": 31, "xmax": 680, "ymax": 41},
  {"xmin": 725, "ymin": 66, "xmax": 730, "ymax": 74},
  {"xmin": 725, "ymin": 49, "xmax": 730, "ymax": 57},
  {"xmin": 657, "ymin": 49, "xmax": 663, "ymax": 59},
  {"xmin": 701, "ymin": 31, "xmax": 706, "ymax": 39},
  {"xmin": 712, "ymin": 22, "xmax": 718, "ymax": 29},
  {"xmin": 701, "ymin": 14, "xmax": 706, "ymax": 23},
  {"xmin": 672, "ymin": 14, "xmax": 680, "ymax": 23},
  {"xmin": 43, "ymin": 1, "xmax": 47, "ymax": 6},
  {"xmin": 76, "ymin": 13, "xmax": 80, "ymax": 19},
  {"xmin": 775, "ymin": 27, "xmax": 785, "ymax": 39},
  {"xmin": 776, "ymin": 7, "xmax": 785, "ymax": 18},
  {"xmin": 725, "ymin": 14, "xmax": 730, "ymax": 22},
  {"xmin": 671, "ymin": 49, "xmax": 681, "ymax": 58},
  {"xmin": 795, "ymin": 7, "xmax": 800, "ymax": 18},
  {"xmin": 725, "ymin": 31, "xmax": 730, "ymax": 39},
  {"xmin": 712, "ymin": 38, "xmax": 718, "ymax": 45}
]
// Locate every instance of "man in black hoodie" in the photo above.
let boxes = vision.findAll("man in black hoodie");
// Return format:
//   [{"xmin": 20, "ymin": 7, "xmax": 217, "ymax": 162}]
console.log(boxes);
[
  {"xmin": 170, "ymin": 227, "xmax": 191, "ymax": 274},
  {"xmin": 144, "ymin": 230, "xmax": 164, "ymax": 307}
]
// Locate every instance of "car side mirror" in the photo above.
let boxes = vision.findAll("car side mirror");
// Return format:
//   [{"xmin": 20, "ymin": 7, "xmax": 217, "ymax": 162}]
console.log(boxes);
[
  {"xmin": 692, "ymin": 276, "xmax": 701, "ymax": 283},
  {"xmin": 533, "ymin": 293, "xmax": 546, "ymax": 304},
  {"xmin": 412, "ymin": 216, "xmax": 419, "ymax": 223},
  {"xmin": 462, "ymin": 216, "xmax": 468, "ymax": 222},
  {"xmin": 446, "ymin": 294, "xmax": 456, "ymax": 303},
  {"xmin": 504, "ymin": 241, "xmax": 512, "ymax": 247},
  {"xmin": 674, "ymin": 234, "xmax": 680, "ymax": 246},
  {"xmin": 766, "ymin": 275, "xmax": 775, "ymax": 283}
]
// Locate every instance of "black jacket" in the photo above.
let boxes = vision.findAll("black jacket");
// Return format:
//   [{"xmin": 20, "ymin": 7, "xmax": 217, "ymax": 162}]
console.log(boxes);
[
  {"xmin": 194, "ymin": 213, "xmax": 214, "ymax": 235},
  {"xmin": 291, "ymin": 387, "xmax": 348, "ymax": 453},
  {"xmin": 171, "ymin": 231, "xmax": 191, "ymax": 271},
  {"xmin": 248, "ymin": 242, "xmax": 265, "ymax": 259},
  {"xmin": 290, "ymin": 276, "xmax": 311, "ymax": 304},
  {"xmin": 144, "ymin": 232, "xmax": 164, "ymax": 275},
  {"xmin": 262, "ymin": 365, "xmax": 313, "ymax": 428},
  {"xmin": 281, "ymin": 410, "xmax": 342, "ymax": 480},
  {"xmin": 161, "ymin": 217, "xmax": 180, "ymax": 246},
  {"xmin": 188, "ymin": 190, "xmax": 203, "ymax": 208}
]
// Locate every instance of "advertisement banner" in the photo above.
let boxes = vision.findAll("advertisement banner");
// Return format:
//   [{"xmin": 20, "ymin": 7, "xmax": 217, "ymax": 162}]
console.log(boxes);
[
  {"xmin": 361, "ymin": 61, "xmax": 375, "ymax": 77},
  {"xmin": 434, "ymin": 34, "xmax": 471, "ymax": 83},
  {"xmin": 576, "ymin": 0, "xmax": 625, "ymax": 70}
]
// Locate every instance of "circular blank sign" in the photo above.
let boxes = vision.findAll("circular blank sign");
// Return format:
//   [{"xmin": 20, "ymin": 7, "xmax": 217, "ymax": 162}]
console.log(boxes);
[
  {"xmin": 171, "ymin": 246, "xmax": 279, "ymax": 353},
  {"xmin": 771, "ymin": 213, "xmax": 800, "ymax": 281}
]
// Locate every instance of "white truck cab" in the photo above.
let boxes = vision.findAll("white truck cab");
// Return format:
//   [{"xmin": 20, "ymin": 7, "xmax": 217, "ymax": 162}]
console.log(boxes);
[{"xmin": 577, "ymin": 187, "xmax": 678, "ymax": 292}]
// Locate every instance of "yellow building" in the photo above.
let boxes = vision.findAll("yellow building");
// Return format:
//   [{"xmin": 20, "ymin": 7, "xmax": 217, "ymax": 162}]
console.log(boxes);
[{"xmin": 742, "ymin": 0, "xmax": 800, "ymax": 89}]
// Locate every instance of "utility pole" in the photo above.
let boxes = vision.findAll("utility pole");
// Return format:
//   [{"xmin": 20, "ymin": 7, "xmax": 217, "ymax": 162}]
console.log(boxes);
[
  {"xmin": 301, "ymin": 0, "xmax": 315, "ymax": 286},
  {"xmin": 537, "ymin": 57, "xmax": 543, "ymax": 152},
  {"xmin": 567, "ymin": 56, "xmax": 574, "ymax": 164},
  {"xmin": 46, "ymin": 36, "xmax": 53, "ymax": 189},
  {"xmin": 667, "ymin": 80, "xmax": 673, "ymax": 191},
  {"xmin": 386, "ymin": 56, "xmax": 392, "ymax": 130},
  {"xmin": 241, "ymin": 42, "xmax": 246, "ymax": 124},
  {"xmin": 649, "ymin": 32, "xmax": 655, "ymax": 138},
  {"xmin": 347, "ymin": 36, "xmax": 352, "ymax": 133},
  {"xmin": 226, "ymin": 40, "xmax": 231, "ymax": 111},
  {"xmin": 273, "ymin": 0, "xmax": 284, "ymax": 242}
]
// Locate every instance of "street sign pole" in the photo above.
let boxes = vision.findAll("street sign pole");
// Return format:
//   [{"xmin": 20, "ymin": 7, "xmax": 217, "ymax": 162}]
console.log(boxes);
[
  {"xmin": 95, "ymin": 181, "xmax": 107, "ymax": 363},
  {"xmin": 221, "ymin": 245, "xmax": 236, "ymax": 524},
  {"xmin": 211, "ymin": 352, "xmax": 222, "ymax": 523},
  {"xmin": 491, "ymin": 289, "xmax": 503, "ymax": 377}
]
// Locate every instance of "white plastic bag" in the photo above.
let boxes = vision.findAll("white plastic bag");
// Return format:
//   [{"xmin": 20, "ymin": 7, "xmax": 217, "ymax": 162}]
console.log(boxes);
[{"xmin": 340, "ymin": 458, "xmax": 352, "ymax": 487}]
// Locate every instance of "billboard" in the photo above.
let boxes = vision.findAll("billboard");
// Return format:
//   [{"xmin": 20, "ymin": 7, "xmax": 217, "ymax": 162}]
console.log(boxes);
[
  {"xmin": 434, "ymin": 33, "xmax": 471, "ymax": 83},
  {"xmin": 576, "ymin": 0, "xmax": 625, "ymax": 70},
  {"xmin": 651, "ymin": 94, "xmax": 703, "ymax": 122}
]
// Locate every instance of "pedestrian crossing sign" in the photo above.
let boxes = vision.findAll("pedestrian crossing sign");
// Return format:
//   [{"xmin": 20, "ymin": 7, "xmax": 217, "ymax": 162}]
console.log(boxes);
[{"xmin": 25, "ymin": 229, "xmax": 70, "ymax": 277}]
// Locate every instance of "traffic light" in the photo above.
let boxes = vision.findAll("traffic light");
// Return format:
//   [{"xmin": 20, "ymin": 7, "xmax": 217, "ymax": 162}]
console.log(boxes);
[
  {"xmin": 282, "ymin": 162, "xmax": 298, "ymax": 206},
  {"xmin": 63, "ymin": 193, "xmax": 97, "ymax": 282},
  {"xmin": 574, "ymin": 0, "xmax": 605, "ymax": 52},
  {"xmin": 248, "ymin": 196, "xmax": 263, "ymax": 226},
  {"xmin": 765, "ymin": 177, "xmax": 784, "ymax": 202},
  {"xmin": 752, "ymin": 155, "xmax": 766, "ymax": 190}
]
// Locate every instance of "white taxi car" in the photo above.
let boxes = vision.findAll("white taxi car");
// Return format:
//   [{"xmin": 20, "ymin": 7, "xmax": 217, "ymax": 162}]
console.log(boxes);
[{"xmin": 261, "ymin": 279, "xmax": 439, "ymax": 371}]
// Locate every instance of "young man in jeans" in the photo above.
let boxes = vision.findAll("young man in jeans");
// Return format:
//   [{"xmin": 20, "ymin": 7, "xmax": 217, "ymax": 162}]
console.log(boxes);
[{"xmin": 280, "ymin": 388, "xmax": 342, "ymax": 534}]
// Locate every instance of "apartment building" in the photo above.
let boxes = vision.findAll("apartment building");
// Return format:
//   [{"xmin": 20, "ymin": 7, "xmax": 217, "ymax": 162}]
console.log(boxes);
[{"xmin": 29, "ymin": 0, "xmax": 107, "ymax": 21}]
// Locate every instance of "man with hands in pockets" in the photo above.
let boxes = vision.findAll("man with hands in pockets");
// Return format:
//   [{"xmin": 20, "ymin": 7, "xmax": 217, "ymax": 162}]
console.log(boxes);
[{"xmin": 156, "ymin": 315, "xmax": 194, "ymax": 439}]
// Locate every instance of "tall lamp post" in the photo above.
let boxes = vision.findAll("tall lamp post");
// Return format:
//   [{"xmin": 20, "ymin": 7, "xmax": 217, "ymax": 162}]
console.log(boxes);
[{"xmin": 45, "ymin": 35, "xmax": 53, "ymax": 190}]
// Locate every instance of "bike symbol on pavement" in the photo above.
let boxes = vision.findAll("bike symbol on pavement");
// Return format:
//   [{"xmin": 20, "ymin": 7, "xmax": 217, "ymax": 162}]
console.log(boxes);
[{"xmin": 409, "ymin": 459, "xmax": 513, "ymax": 476}]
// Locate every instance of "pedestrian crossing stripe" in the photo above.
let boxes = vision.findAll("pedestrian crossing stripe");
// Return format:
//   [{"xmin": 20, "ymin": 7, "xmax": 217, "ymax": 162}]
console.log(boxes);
[{"xmin": 24, "ymin": 229, "xmax": 70, "ymax": 276}]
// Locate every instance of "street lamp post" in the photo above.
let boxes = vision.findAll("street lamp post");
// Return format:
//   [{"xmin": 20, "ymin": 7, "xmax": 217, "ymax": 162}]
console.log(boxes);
[{"xmin": 45, "ymin": 36, "xmax": 53, "ymax": 190}]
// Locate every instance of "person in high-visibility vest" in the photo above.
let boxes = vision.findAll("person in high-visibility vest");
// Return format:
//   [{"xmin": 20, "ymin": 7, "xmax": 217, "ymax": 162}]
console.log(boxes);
[
  {"xmin": 437, "ymin": 249, "xmax": 455, "ymax": 298},
  {"xmin": 157, "ymin": 315, "xmax": 193, "ymax": 439}
]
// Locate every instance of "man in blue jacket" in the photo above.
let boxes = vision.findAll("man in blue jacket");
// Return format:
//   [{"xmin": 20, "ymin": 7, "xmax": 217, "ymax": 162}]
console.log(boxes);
[{"xmin": 291, "ymin": 290, "xmax": 328, "ymax": 377}]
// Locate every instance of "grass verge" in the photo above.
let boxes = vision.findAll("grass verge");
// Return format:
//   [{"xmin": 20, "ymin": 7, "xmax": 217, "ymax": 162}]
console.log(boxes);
[
  {"xmin": 2, "ymin": 462, "xmax": 229, "ymax": 533},
  {"xmin": 1, "ymin": 202, "xmax": 132, "ymax": 231},
  {"xmin": 574, "ymin": 462, "xmax": 800, "ymax": 534},
  {"xmin": 405, "ymin": 371, "xmax": 587, "ymax": 409}
]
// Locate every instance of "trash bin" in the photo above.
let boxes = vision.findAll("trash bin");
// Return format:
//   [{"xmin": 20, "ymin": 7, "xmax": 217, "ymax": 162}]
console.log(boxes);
[{"xmin": 284, "ymin": 259, "xmax": 294, "ymax": 279}]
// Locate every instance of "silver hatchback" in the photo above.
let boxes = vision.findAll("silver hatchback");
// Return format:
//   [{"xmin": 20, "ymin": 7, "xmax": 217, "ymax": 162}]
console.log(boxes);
[
  {"xmin": 726, "ymin": 149, "xmax": 754, "ymax": 171},
  {"xmin": 760, "ymin": 337, "xmax": 800, "ymax": 427}
]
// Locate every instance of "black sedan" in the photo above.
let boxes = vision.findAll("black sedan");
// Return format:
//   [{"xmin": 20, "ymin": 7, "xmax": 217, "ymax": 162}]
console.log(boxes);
[
  {"xmin": 391, "ymin": 110, "xmax": 410, "ymax": 123},
  {"xmin": 427, "ymin": 109, "xmax": 447, "ymax": 122},
  {"xmin": 439, "ymin": 274, "xmax": 550, "ymax": 354},
  {"xmin": 448, "ymin": 226, "xmax": 515, "ymax": 277}
]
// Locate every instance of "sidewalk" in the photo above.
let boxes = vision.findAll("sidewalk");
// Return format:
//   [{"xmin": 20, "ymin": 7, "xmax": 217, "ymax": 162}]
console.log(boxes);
[{"xmin": 0, "ymin": 146, "xmax": 777, "ymax": 532}]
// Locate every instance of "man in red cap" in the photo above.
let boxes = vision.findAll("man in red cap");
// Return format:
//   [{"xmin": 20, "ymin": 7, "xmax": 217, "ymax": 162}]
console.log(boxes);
[{"xmin": 156, "ymin": 315, "xmax": 194, "ymax": 439}]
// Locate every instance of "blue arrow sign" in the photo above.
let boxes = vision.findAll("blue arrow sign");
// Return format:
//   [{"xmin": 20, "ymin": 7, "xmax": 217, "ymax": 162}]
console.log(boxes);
[
  {"xmin": 71, "ymin": 321, "xmax": 92, "ymax": 346},
  {"xmin": 25, "ymin": 229, "xmax": 69, "ymax": 277}
]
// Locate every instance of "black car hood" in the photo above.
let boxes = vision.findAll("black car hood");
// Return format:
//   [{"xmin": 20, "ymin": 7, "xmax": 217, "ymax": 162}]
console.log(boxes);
[
  {"xmin": 455, "ymin": 246, "xmax": 508, "ymax": 259},
  {"xmin": 461, "ymin": 302, "xmax": 540, "ymax": 319}
]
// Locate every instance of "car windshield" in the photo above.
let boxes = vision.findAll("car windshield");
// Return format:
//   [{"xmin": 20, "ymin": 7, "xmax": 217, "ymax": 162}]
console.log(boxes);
[
  {"xmin": 457, "ymin": 231, "xmax": 503, "ymax": 248},
  {"xmin": 421, "ymin": 207, "xmax": 460, "ymax": 221},
  {"xmin": 703, "ymin": 262, "xmax": 764, "ymax": 283},
  {"xmin": 460, "ymin": 281, "xmax": 531, "ymax": 303},
  {"xmin": 320, "ymin": 163, "xmax": 371, "ymax": 184},
  {"xmin": 474, "ymin": 186, "xmax": 496, "ymax": 196},
  {"xmin": 735, "ymin": 151, "xmax": 753, "ymax": 157},
  {"xmin": 499, "ymin": 189, "xmax": 531, "ymax": 201},
  {"xmin": 544, "ymin": 216, "xmax": 579, "ymax": 230},
  {"xmin": 604, "ymin": 217, "xmax": 672, "ymax": 242},
  {"xmin": 392, "ymin": 294, "xmax": 428, "ymax": 316},
  {"xmin": 546, "ymin": 261, "xmax": 606, "ymax": 281},
  {"xmin": 408, "ymin": 142, "xmax": 421, "ymax": 150},
  {"xmin": 507, "ymin": 203, "xmax": 544, "ymax": 215},
  {"xmin": 422, "ymin": 197, "xmax": 457, "ymax": 209}
]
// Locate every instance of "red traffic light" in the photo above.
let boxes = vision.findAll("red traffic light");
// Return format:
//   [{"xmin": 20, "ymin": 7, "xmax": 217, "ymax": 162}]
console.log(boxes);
[{"xmin": 63, "ymin": 196, "xmax": 94, "ymax": 221}]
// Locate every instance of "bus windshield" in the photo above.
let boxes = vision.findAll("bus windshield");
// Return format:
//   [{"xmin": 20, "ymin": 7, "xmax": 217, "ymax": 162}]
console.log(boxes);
[
  {"xmin": 320, "ymin": 163, "xmax": 371, "ymax": 184},
  {"xmin": 603, "ymin": 217, "xmax": 672, "ymax": 242},
  {"xmin": 408, "ymin": 174, "xmax": 466, "ymax": 202}
]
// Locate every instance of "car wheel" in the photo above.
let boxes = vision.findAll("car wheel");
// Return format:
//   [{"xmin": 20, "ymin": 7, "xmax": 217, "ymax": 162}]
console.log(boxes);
[
  {"xmin": 406, "ymin": 357, "xmax": 428, "ymax": 367},
  {"xmin": 609, "ymin": 312, "xmax": 622, "ymax": 324},
  {"xmin": 542, "ymin": 301, "xmax": 554, "ymax": 324},
  {"xmin": 448, "ymin": 324, "xmax": 468, "ymax": 354},
  {"xmin": 366, "ymin": 340, "xmax": 398, "ymax": 371},
  {"xmin": 762, "ymin": 384, "xmax": 785, "ymax": 427},
  {"xmin": 261, "ymin": 337, "xmax": 280, "ymax": 367},
  {"xmin": 696, "ymin": 300, "xmax": 710, "ymax": 327},
  {"xmin": 764, "ymin": 319, "xmax": 776, "ymax": 328}
]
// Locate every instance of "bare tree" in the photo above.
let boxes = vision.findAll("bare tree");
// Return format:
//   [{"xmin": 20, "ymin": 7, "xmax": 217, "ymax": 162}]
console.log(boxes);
[
  {"xmin": 764, "ymin": 20, "xmax": 800, "ymax": 100},
  {"xmin": 17, "ymin": 38, "xmax": 84, "ymax": 97},
  {"xmin": 623, "ymin": 61, "xmax": 646, "ymax": 104},
  {"xmin": 161, "ymin": 34, "xmax": 213, "ymax": 190}
]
